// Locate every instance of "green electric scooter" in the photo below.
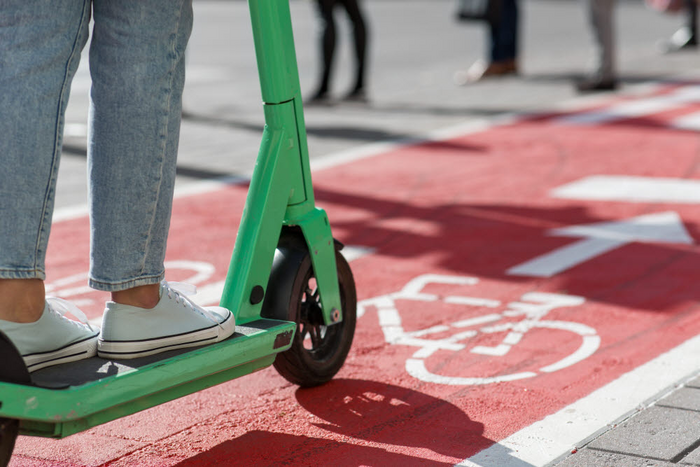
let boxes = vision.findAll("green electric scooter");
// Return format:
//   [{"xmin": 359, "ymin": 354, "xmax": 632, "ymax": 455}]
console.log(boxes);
[{"xmin": 0, "ymin": 1, "xmax": 357, "ymax": 465}]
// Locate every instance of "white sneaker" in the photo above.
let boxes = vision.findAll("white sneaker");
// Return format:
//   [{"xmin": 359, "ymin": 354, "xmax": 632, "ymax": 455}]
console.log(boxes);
[
  {"xmin": 0, "ymin": 299, "xmax": 99, "ymax": 373},
  {"xmin": 97, "ymin": 281, "xmax": 236, "ymax": 359}
]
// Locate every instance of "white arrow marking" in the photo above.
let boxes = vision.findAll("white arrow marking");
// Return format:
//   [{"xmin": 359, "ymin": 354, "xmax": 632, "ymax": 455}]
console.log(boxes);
[{"xmin": 507, "ymin": 211, "xmax": 693, "ymax": 277}]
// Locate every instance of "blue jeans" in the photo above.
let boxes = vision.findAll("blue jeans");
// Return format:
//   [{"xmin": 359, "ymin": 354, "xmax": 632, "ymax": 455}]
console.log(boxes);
[
  {"xmin": 0, "ymin": 0, "xmax": 193, "ymax": 291},
  {"xmin": 489, "ymin": 0, "xmax": 518, "ymax": 63}
]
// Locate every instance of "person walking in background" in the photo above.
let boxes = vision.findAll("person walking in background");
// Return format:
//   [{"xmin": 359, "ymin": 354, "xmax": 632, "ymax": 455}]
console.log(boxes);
[
  {"xmin": 577, "ymin": 0, "xmax": 618, "ymax": 92},
  {"xmin": 458, "ymin": 0, "xmax": 519, "ymax": 84},
  {"xmin": 660, "ymin": 0, "xmax": 697, "ymax": 52},
  {"xmin": 308, "ymin": 0, "xmax": 369, "ymax": 104}
]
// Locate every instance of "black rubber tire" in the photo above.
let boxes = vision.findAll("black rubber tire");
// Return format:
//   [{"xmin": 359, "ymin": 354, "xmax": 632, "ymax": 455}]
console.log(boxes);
[
  {"xmin": 0, "ymin": 418, "xmax": 18, "ymax": 467},
  {"xmin": 262, "ymin": 231, "xmax": 357, "ymax": 387},
  {"xmin": 0, "ymin": 330, "xmax": 31, "ymax": 467}
]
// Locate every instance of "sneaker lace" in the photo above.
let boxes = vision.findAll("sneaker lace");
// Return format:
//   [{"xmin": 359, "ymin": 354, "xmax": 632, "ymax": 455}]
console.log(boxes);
[
  {"xmin": 164, "ymin": 281, "xmax": 225, "ymax": 332},
  {"xmin": 46, "ymin": 296, "xmax": 95, "ymax": 332}
]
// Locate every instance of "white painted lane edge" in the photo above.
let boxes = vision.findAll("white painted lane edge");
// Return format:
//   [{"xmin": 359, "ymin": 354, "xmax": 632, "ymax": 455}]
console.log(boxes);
[
  {"xmin": 554, "ymin": 85, "xmax": 700, "ymax": 126},
  {"xmin": 456, "ymin": 331, "xmax": 700, "ymax": 467},
  {"xmin": 671, "ymin": 111, "xmax": 700, "ymax": 131},
  {"xmin": 53, "ymin": 79, "xmax": 670, "ymax": 224}
]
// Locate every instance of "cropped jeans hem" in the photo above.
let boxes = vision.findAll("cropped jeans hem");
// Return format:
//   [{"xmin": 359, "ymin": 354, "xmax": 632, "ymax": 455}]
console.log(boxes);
[
  {"xmin": 0, "ymin": 269, "xmax": 46, "ymax": 281},
  {"xmin": 89, "ymin": 273, "xmax": 165, "ymax": 292}
]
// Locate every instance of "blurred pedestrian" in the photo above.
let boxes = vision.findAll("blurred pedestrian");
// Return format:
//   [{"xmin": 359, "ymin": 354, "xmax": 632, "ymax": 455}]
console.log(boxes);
[
  {"xmin": 659, "ymin": 0, "xmax": 698, "ymax": 52},
  {"xmin": 577, "ymin": 0, "xmax": 618, "ymax": 92},
  {"xmin": 308, "ymin": 0, "xmax": 369, "ymax": 104},
  {"xmin": 457, "ymin": 0, "xmax": 519, "ymax": 84}
]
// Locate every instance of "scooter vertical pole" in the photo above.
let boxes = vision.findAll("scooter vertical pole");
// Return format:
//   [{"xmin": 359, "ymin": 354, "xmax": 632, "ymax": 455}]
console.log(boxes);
[{"xmin": 220, "ymin": 0, "xmax": 343, "ymax": 325}]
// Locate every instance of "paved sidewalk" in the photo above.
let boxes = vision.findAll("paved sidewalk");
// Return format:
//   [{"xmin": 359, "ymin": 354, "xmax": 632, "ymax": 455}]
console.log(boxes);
[{"xmin": 555, "ymin": 375, "xmax": 700, "ymax": 467}]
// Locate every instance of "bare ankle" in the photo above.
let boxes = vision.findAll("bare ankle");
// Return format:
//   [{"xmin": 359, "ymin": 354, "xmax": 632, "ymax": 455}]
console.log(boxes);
[
  {"xmin": 111, "ymin": 284, "xmax": 161, "ymax": 309},
  {"xmin": 0, "ymin": 279, "xmax": 46, "ymax": 323}
]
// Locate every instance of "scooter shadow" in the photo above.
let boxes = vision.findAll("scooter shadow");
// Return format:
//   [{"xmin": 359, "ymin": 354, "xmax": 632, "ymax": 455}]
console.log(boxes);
[
  {"xmin": 295, "ymin": 378, "xmax": 489, "ymax": 459},
  {"xmin": 174, "ymin": 431, "xmax": 456, "ymax": 466},
  {"xmin": 172, "ymin": 379, "xmax": 524, "ymax": 466}
]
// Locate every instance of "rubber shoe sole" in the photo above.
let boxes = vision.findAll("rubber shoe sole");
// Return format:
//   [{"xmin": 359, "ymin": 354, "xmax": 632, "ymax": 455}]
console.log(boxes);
[{"xmin": 24, "ymin": 333, "xmax": 99, "ymax": 373}]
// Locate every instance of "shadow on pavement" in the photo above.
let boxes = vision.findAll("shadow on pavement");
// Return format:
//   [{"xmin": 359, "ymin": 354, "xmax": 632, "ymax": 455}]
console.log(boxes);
[
  {"xmin": 295, "ymin": 379, "xmax": 488, "ymax": 459},
  {"xmin": 180, "ymin": 109, "xmax": 483, "ymax": 146},
  {"xmin": 172, "ymin": 379, "xmax": 503, "ymax": 466},
  {"xmin": 316, "ymin": 187, "xmax": 700, "ymax": 312},
  {"xmin": 173, "ymin": 430, "xmax": 460, "ymax": 466}
]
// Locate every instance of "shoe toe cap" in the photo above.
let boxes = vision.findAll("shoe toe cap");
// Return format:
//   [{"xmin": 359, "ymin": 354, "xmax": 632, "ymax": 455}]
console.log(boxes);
[{"xmin": 205, "ymin": 306, "xmax": 233, "ymax": 323}]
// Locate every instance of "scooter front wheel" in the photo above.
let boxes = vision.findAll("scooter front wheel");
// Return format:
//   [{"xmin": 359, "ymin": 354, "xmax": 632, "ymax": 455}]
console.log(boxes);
[{"xmin": 263, "ymin": 232, "xmax": 356, "ymax": 387}]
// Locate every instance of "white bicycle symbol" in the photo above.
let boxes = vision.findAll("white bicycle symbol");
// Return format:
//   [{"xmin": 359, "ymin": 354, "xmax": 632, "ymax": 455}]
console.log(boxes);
[{"xmin": 357, "ymin": 274, "xmax": 600, "ymax": 385}]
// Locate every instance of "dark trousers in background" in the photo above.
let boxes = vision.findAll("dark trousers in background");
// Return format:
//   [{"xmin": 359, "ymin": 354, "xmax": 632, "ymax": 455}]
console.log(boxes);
[
  {"xmin": 685, "ymin": 0, "xmax": 697, "ymax": 40},
  {"xmin": 315, "ymin": 0, "xmax": 368, "ymax": 96},
  {"xmin": 489, "ymin": 0, "xmax": 518, "ymax": 63}
]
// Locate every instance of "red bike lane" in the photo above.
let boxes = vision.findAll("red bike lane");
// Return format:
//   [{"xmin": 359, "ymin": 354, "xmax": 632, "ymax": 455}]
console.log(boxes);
[{"xmin": 12, "ymin": 83, "xmax": 700, "ymax": 466}]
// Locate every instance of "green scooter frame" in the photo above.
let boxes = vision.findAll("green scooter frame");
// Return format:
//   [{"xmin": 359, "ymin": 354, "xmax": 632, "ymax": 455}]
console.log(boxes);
[{"xmin": 0, "ymin": 1, "xmax": 357, "ymax": 465}]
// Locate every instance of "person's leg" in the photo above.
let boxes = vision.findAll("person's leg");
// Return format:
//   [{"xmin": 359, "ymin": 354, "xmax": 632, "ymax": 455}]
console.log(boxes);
[
  {"xmin": 664, "ymin": 0, "xmax": 697, "ymax": 52},
  {"xmin": 89, "ymin": 0, "xmax": 235, "ymax": 359},
  {"xmin": 688, "ymin": 0, "xmax": 698, "ymax": 40},
  {"xmin": 0, "ymin": 0, "xmax": 99, "ymax": 372},
  {"xmin": 577, "ymin": 0, "xmax": 617, "ymax": 92},
  {"xmin": 0, "ymin": 0, "xmax": 91, "ymax": 300},
  {"xmin": 0, "ymin": 281, "xmax": 45, "ymax": 324},
  {"xmin": 462, "ymin": 0, "xmax": 518, "ymax": 83},
  {"xmin": 592, "ymin": 0, "xmax": 615, "ymax": 81},
  {"xmin": 88, "ymin": 0, "xmax": 192, "ymax": 296},
  {"xmin": 488, "ymin": 13, "xmax": 502, "ymax": 64},
  {"xmin": 499, "ymin": 0, "xmax": 518, "ymax": 64},
  {"xmin": 310, "ymin": 0, "xmax": 336, "ymax": 101},
  {"xmin": 339, "ymin": 0, "xmax": 368, "ymax": 98}
]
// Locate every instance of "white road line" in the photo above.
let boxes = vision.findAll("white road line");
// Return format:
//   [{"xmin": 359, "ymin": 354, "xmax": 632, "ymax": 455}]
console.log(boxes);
[
  {"xmin": 53, "ymin": 204, "xmax": 91, "ymax": 223},
  {"xmin": 52, "ymin": 89, "xmax": 607, "ymax": 225},
  {"xmin": 339, "ymin": 245, "xmax": 376, "ymax": 263},
  {"xmin": 555, "ymin": 98, "xmax": 678, "ymax": 126},
  {"xmin": 64, "ymin": 123, "xmax": 87, "ymax": 138},
  {"xmin": 52, "ymin": 118, "xmax": 502, "ymax": 223},
  {"xmin": 552, "ymin": 175, "xmax": 700, "ymax": 204},
  {"xmin": 53, "ymin": 80, "xmax": 671, "ymax": 224},
  {"xmin": 456, "ymin": 332, "xmax": 700, "ymax": 467},
  {"xmin": 554, "ymin": 85, "xmax": 700, "ymax": 126},
  {"xmin": 671, "ymin": 110, "xmax": 700, "ymax": 131}
]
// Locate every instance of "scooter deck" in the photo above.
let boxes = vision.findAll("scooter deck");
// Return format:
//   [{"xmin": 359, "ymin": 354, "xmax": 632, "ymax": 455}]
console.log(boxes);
[{"xmin": 0, "ymin": 319, "xmax": 295, "ymax": 439}]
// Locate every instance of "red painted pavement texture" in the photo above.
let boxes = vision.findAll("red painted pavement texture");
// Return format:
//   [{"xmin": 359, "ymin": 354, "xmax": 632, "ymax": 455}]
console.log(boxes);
[{"xmin": 10, "ymin": 84, "xmax": 700, "ymax": 466}]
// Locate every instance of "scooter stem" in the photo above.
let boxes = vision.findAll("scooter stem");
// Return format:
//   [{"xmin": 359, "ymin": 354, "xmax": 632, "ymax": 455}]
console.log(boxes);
[{"xmin": 220, "ymin": 0, "xmax": 342, "ymax": 326}]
